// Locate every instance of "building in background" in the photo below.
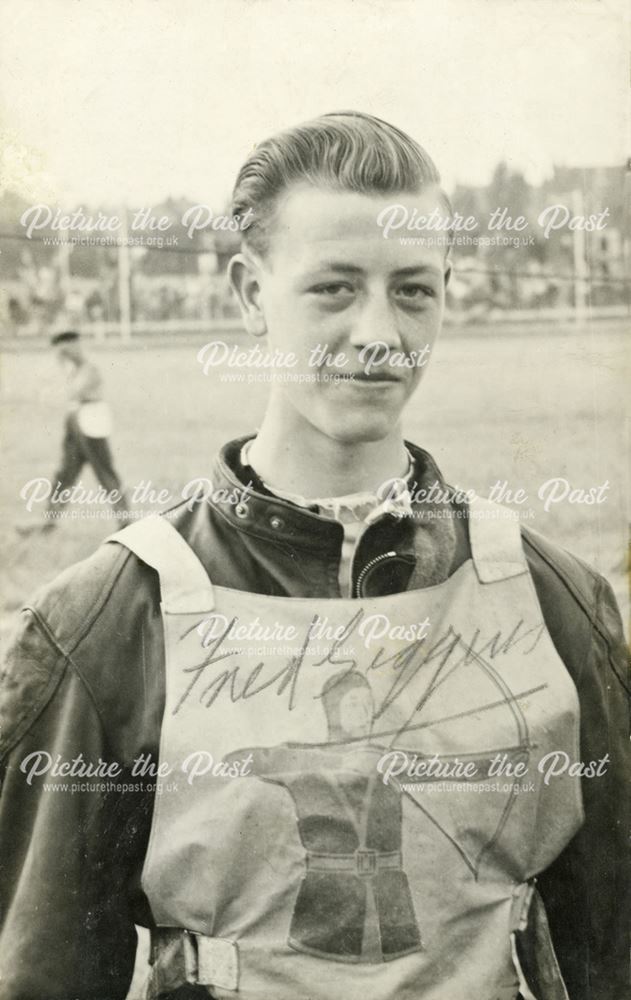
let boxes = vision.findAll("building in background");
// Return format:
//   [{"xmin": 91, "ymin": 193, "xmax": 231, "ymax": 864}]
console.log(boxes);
[{"xmin": 1, "ymin": 164, "xmax": 628, "ymax": 338}]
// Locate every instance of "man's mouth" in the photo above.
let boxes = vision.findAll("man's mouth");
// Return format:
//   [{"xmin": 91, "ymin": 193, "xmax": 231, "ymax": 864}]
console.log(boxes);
[{"xmin": 344, "ymin": 371, "xmax": 402, "ymax": 383}]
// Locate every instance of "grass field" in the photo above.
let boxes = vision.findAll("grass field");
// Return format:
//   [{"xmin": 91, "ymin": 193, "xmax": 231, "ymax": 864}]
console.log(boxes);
[
  {"xmin": 2, "ymin": 323, "xmax": 629, "ymax": 641},
  {"xmin": 1, "ymin": 322, "xmax": 629, "ymax": 994}
]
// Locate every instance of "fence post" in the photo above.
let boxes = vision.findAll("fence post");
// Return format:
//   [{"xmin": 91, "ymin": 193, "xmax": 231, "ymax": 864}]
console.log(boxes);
[
  {"xmin": 571, "ymin": 188, "xmax": 588, "ymax": 324},
  {"xmin": 118, "ymin": 208, "xmax": 132, "ymax": 342}
]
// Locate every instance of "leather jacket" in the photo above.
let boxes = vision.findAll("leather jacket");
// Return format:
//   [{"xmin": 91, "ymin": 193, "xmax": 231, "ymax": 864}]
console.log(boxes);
[{"xmin": 0, "ymin": 437, "xmax": 629, "ymax": 1000}]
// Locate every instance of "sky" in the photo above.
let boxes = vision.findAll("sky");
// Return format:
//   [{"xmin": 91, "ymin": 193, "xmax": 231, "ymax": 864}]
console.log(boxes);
[{"xmin": 0, "ymin": 0, "xmax": 628, "ymax": 209}]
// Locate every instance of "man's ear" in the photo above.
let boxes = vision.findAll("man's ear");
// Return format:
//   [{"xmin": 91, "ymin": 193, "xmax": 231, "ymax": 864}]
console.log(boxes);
[{"xmin": 228, "ymin": 253, "xmax": 267, "ymax": 337}]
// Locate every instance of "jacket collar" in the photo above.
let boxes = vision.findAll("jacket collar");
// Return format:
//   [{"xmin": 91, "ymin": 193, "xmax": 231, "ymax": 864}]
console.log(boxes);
[{"xmin": 208, "ymin": 434, "xmax": 449, "ymax": 555}]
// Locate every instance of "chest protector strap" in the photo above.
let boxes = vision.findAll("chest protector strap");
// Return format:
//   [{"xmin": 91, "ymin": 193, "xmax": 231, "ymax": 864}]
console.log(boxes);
[{"xmin": 108, "ymin": 513, "xmax": 215, "ymax": 614}]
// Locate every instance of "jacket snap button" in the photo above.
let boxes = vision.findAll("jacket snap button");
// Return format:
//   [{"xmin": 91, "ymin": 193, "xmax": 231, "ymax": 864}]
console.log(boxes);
[
  {"xmin": 235, "ymin": 503, "xmax": 249, "ymax": 519},
  {"xmin": 270, "ymin": 515, "xmax": 284, "ymax": 530}
]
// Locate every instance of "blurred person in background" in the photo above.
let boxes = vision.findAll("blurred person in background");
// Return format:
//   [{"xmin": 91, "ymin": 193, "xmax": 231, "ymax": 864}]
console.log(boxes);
[{"xmin": 16, "ymin": 330, "xmax": 127, "ymax": 533}]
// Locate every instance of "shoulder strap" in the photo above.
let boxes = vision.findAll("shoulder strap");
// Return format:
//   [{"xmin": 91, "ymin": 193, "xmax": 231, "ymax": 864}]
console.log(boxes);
[
  {"xmin": 106, "ymin": 515, "xmax": 215, "ymax": 614},
  {"xmin": 467, "ymin": 496, "xmax": 528, "ymax": 583}
]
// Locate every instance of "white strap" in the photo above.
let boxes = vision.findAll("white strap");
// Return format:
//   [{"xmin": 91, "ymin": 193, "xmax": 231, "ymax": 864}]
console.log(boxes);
[
  {"xmin": 106, "ymin": 515, "xmax": 215, "ymax": 614},
  {"xmin": 468, "ymin": 496, "xmax": 528, "ymax": 583},
  {"xmin": 191, "ymin": 935, "xmax": 239, "ymax": 991},
  {"xmin": 509, "ymin": 882, "xmax": 535, "ymax": 933}
]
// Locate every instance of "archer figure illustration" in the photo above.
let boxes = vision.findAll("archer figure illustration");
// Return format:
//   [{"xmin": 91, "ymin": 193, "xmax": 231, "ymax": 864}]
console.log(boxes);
[{"xmin": 226, "ymin": 670, "xmax": 423, "ymax": 963}]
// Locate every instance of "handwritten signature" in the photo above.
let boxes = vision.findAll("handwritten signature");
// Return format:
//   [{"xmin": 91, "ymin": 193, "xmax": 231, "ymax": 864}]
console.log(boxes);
[{"xmin": 173, "ymin": 611, "xmax": 545, "ymax": 741}]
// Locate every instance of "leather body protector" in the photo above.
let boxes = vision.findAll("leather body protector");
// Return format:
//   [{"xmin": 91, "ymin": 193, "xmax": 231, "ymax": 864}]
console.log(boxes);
[{"xmin": 109, "ymin": 498, "xmax": 583, "ymax": 1000}]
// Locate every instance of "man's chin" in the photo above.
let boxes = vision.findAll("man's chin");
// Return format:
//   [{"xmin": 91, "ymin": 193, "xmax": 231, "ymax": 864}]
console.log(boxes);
[
  {"xmin": 324, "ymin": 417, "xmax": 398, "ymax": 445},
  {"xmin": 295, "ymin": 396, "xmax": 408, "ymax": 445}
]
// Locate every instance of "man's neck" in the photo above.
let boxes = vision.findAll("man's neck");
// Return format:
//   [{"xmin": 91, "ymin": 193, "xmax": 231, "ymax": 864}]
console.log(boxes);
[{"xmin": 248, "ymin": 405, "xmax": 410, "ymax": 499}]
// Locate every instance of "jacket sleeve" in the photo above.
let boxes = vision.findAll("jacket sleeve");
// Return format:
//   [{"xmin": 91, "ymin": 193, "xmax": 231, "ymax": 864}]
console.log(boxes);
[
  {"xmin": 531, "ymin": 553, "xmax": 631, "ymax": 1000},
  {"xmin": 0, "ymin": 607, "xmax": 139, "ymax": 1000}
]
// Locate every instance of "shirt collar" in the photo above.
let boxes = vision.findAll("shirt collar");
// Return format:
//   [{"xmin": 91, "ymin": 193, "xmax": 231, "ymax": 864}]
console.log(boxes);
[{"xmin": 239, "ymin": 440, "xmax": 415, "ymax": 525}]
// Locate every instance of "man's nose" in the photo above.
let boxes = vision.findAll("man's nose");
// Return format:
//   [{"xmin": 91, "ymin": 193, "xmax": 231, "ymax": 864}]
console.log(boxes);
[{"xmin": 348, "ymin": 293, "xmax": 403, "ymax": 351}]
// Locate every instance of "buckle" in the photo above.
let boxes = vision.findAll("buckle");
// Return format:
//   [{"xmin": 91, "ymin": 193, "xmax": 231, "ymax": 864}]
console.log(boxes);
[{"xmin": 355, "ymin": 849, "xmax": 377, "ymax": 875}]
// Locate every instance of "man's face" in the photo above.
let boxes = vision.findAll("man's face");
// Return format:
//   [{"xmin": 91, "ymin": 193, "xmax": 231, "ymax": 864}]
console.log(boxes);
[
  {"xmin": 56, "ymin": 343, "xmax": 81, "ymax": 365},
  {"xmin": 241, "ymin": 183, "xmax": 449, "ymax": 443}
]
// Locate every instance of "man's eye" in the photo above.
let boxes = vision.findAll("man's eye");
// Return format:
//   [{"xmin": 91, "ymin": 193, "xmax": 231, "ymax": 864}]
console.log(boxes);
[
  {"xmin": 310, "ymin": 283, "xmax": 353, "ymax": 297},
  {"xmin": 396, "ymin": 284, "xmax": 435, "ymax": 300}
]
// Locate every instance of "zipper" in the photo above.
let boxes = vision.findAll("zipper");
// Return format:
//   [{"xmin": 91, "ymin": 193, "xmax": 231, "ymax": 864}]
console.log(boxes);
[{"xmin": 354, "ymin": 551, "xmax": 397, "ymax": 598}]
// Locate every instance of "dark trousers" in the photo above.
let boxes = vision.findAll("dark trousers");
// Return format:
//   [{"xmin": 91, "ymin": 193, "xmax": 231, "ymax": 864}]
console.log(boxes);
[{"xmin": 50, "ymin": 414, "xmax": 127, "ymax": 511}]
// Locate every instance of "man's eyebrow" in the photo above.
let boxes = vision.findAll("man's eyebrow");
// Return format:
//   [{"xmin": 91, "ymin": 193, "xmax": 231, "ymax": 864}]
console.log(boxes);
[
  {"xmin": 389, "ymin": 265, "xmax": 443, "ymax": 279},
  {"xmin": 309, "ymin": 262, "xmax": 365, "ymax": 275},
  {"xmin": 306, "ymin": 263, "xmax": 444, "ymax": 279}
]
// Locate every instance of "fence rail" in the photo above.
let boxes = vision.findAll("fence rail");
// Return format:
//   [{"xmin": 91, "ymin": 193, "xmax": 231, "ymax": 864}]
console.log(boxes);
[{"xmin": 1, "ymin": 309, "xmax": 628, "ymax": 349}]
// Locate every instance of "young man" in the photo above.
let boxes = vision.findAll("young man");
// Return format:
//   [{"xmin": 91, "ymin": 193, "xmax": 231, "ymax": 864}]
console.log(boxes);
[
  {"xmin": 16, "ymin": 330, "xmax": 127, "ymax": 533},
  {"xmin": 0, "ymin": 113, "xmax": 628, "ymax": 1000}
]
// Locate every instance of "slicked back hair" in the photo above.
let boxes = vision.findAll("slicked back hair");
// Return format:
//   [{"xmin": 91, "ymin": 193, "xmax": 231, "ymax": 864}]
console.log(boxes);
[{"xmin": 231, "ymin": 111, "xmax": 450, "ymax": 256}]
